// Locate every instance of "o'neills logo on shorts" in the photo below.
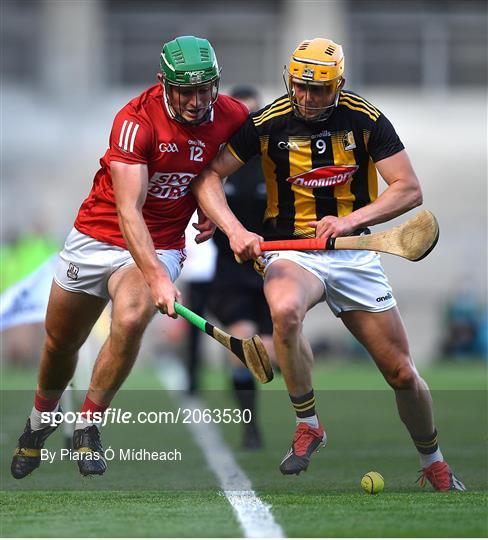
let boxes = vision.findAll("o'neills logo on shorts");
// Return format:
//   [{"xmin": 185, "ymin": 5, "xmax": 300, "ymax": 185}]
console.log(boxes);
[{"xmin": 286, "ymin": 165, "xmax": 359, "ymax": 188}]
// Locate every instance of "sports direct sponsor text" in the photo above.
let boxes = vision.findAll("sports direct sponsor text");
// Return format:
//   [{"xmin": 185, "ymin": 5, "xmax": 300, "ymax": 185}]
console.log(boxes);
[
  {"xmin": 147, "ymin": 171, "xmax": 195, "ymax": 199},
  {"xmin": 41, "ymin": 407, "xmax": 252, "ymax": 427}
]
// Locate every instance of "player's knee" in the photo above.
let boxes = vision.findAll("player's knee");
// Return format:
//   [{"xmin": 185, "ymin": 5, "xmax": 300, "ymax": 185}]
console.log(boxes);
[
  {"xmin": 114, "ymin": 302, "xmax": 154, "ymax": 336},
  {"xmin": 385, "ymin": 363, "xmax": 418, "ymax": 390},
  {"xmin": 271, "ymin": 301, "xmax": 303, "ymax": 337}
]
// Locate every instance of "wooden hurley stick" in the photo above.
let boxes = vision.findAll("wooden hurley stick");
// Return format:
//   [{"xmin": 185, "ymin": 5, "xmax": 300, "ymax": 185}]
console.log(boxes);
[
  {"xmin": 174, "ymin": 302, "xmax": 274, "ymax": 384},
  {"xmin": 259, "ymin": 210, "xmax": 439, "ymax": 262}
]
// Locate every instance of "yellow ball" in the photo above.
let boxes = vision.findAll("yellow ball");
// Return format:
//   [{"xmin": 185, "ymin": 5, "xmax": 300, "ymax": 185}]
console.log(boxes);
[{"xmin": 361, "ymin": 471, "xmax": 384, "ymax": 494}]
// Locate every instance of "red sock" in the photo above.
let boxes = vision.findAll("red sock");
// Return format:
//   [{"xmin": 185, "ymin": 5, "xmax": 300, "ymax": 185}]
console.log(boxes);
[
  {"xmin": 80, "ymin": 395, "xmax": 108, "ymax": 417},
  {"xmin": 34, "ymin": 391, "xmax": 59, "ymax": 412}
]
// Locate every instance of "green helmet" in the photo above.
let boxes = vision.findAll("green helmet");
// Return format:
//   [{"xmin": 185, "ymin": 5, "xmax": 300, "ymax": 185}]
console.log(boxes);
[
  {"xmin": 160, "ymin": 35, "xmax": 220, "ymax": 85},
  {"xmin": 160, "ymin": 36, "xmax": 221, "ymax": 124}
]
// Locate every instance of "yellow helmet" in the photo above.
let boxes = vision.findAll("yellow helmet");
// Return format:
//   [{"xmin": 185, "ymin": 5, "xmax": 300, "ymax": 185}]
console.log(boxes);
[{"xmin": 284, "ymin": 38, "xmax": 345, "ymax": 121}]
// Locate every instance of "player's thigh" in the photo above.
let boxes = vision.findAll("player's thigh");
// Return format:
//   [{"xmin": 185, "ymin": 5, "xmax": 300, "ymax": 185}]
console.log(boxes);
[
  {"xmin": 45, "ymin": 280, "xmax": 108, "ymax": 350},
  {"xmin": 108, "ymin": 264, "xmax": 157, "ymax": 331},
  {"xmin": 340, "ymin": 307, "xmax": 412, "ymax": 373},
  {"xmin": 263, "ymin": 259, "xmax": 324, "ymax": 320}
]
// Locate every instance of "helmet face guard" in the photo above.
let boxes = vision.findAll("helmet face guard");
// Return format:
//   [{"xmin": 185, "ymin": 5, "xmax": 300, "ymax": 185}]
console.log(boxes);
[
  {"xmin": 284, "ymin": 73, "xmax": 343, "ymax": 122},
  {"xmin": 160, "ymin": 35, "xmax": 221, "ymax": 125},
  {"xmin": 162, "ymin": 77, "xmax": 220, "ymax": 125},
  {"xmin": 284, "ymin": 38, "xmax": 345, "ymax": 123}
]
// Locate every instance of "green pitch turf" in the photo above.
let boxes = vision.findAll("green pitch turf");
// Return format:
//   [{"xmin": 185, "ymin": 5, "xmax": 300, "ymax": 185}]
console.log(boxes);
[{"xmin": 1, "ymin": 362, "xmax": 487, "ymax": 537}]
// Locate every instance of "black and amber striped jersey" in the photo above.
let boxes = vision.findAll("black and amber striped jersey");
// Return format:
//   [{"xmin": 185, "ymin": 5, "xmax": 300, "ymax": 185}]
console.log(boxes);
[{"xmin": 227, "ymin": 90, "xmax": 404, "ymax": 240}]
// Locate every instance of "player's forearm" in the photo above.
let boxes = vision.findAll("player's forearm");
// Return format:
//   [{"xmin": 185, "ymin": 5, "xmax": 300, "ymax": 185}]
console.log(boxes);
[
  {"xmin": 117, "ymin": 208, "xmax": 169, "ymax": 284},
  {"xmin": 192, "ymin": 168, "xmax": 248, "ymax": 239},
  {"xmin": 347, "ymin": 178, "xmax": 422, "ymax": 230}
]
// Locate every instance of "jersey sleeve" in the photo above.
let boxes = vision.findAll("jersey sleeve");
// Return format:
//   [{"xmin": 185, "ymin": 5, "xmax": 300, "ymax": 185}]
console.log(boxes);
[
  {"xmin": 109, "ymin": 106, "xmax": 153, "ymax": 165},
  {"xmin": 367, "ymin": 113, "xmax": 405, "ymax": 163},
  {"xmin": 226, "ymin": 115, "xmax": 261, "ymax": 164}
]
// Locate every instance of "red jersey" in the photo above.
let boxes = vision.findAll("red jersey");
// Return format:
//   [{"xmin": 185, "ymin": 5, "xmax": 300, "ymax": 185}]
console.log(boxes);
[{"xmin": 74, "ymin": 84, "xmax": 248, "ymax": 249}]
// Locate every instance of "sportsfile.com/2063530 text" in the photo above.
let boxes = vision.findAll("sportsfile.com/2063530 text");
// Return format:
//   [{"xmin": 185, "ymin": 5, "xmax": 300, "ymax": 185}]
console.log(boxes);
[{"xmin": 41, "ymin": 408, "xmax": 252, "ymax": 427}]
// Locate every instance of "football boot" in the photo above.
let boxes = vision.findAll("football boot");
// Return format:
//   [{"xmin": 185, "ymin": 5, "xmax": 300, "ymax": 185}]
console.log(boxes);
[
  {"xmin": 11, "ymin": 410, "xmax": 62, "ymax": 479},
  {"xmin": 73, "ymin": 425, "xmax": 107, "ymax": 476},
  {"xmin": 279, "ymin": 422, "xmax": 326, "ymax": 475},
  {"xmin": 417, "ymin": 461, "xmax": 466, "ymax": 491}
]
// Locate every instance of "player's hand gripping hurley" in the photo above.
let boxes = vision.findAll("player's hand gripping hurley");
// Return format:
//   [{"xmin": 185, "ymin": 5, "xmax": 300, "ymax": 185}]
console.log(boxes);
[
  {"xmin": 173, "ymin": 302, "xmax": 273, "ymax": 384},
  {"xmin": 258, "ymin": 210, "xmax": 439, "ymax": 261}
]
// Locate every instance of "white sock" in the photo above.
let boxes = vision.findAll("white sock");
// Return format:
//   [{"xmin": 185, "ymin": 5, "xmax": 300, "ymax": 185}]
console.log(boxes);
[
  {"xmin": 75, "ymin": 414, "xmax": 102, "ymax": 430},
  {"xmin": 297, "ymin": 415, "xmax": 319, "ymax": 428},
  {"xmin": 419, "ymin": 449, "xmax": 444, "ymax": 468},
  {"xmin": 29, "ymin": 403, "xmax": 60, "ymax": 431}
]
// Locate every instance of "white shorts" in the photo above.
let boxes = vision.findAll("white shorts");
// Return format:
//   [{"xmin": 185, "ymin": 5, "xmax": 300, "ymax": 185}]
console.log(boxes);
[
  {"xmin": 54, "ymin": 228, "xmax": 186, "ymax": 300},
  {"xmin": 261, "ymin": 249, "xmax": 396, "ymax": 316}
]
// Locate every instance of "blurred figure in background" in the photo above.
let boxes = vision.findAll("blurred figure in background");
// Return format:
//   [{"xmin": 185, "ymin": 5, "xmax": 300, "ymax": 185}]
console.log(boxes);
[
  {"xmin": 1, "ymin": 226, "xmax": 58, "ymax": 366},
  {"xmin": 206, "ymin": 85, "xmax": 276, "ymax": 450},
  {"xmin": 440, "ymin": 279, "xmax": 488, "ymax": 360},
  {"xmin": 181, "ymin": 213, "xmax": 217, "ymax": 394}
]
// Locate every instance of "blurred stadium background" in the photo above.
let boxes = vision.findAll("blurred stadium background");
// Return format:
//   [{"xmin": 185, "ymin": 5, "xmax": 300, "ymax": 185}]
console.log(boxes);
[{"xmin": 2, "ymin": 0, "xmax": 487, "ymax": 367}]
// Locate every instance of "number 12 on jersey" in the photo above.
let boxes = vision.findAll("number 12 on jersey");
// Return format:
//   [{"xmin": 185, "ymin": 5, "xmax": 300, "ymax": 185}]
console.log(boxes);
[{"xmin": 189, "ymin": 146, "xmax": 203, "ymax": 161}]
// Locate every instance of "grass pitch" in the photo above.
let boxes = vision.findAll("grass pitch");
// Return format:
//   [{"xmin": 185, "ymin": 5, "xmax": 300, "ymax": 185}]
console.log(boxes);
[{"xmin": 1, "ymin": 362, "xmax": 487, "ymax": 537}]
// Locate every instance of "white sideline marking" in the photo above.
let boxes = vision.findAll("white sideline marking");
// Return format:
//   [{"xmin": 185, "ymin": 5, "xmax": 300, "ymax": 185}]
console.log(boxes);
[{"xmin": 157, "ymin": 361, "xmax": 285, "ymax": 538}]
